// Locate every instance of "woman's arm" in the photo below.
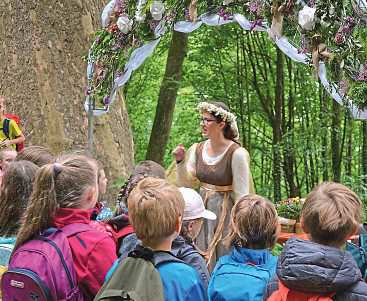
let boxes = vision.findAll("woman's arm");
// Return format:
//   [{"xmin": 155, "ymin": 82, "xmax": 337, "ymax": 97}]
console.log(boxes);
[
  {"xmin": 176, "ymin": 143, "xmax": 199, "ymax": 188},
  {"xmin": 231, "ymin": 147, "xmax": 252, "ymax": 201}
]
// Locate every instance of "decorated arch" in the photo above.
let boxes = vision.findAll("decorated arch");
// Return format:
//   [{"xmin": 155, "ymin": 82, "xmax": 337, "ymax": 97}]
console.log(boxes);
[{"xmin": 85, "ymin": 0, "xmax": 367, "ymax": 118}]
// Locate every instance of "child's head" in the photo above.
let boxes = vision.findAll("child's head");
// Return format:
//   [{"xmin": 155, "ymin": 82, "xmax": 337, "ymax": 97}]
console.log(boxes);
[
  {"xmin": 16, "ymin": 145, "xmax": 54, "ymax": 167},
  {"xmin": 15, "ymin": 155, "xmax": 99, "ymax": 248},
  {"xmin": 301, "ymin": 182, "xmax": 363, "ymax": 247},
  {"xmin": 0, "ymin": 148, "xmax": 17, "ymax": 171},
  {"xmin": 179, "ymin": 187, "xmax": 216, "ymax": 241},
  {"xmin": 128, "ymin": 177, "xmax": 184, "ymax": 249},
  {"xmin": 116, "ymin": 160, "xmax": 166, "ymax": 213},
  {"xmin": 225, "ymin": 194, "xmax": 279, "ymax": 250},
  {"xmin": 0, "ymin": 160, "xmax": 39, "ymax": 237}
]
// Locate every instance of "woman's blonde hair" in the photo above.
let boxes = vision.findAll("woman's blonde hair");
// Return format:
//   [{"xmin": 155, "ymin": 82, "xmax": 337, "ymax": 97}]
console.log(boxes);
[
  {"xmin": 302, "ymin": 182, "xmax": 363, "ymax": 246},
  {"xmin": 0, "ymin": 161, "xmax": 39, "ymax": 237},
  {"xmin": 225, "ymin": 194, "xmax": 278, "ymax": 249},
  {"xmin": 128, "ymin": 177, "xmax": 184, "ymax": 247},
  {"xmin": 15, "ymin": 155, "xmax": 98, "ymax": 249}
]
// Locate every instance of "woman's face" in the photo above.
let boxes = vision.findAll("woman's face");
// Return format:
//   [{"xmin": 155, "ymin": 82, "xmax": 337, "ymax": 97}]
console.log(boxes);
[
  {"xmin": 200, "ymin": 111, "xmax": 222, "ymax": 138},
  {"xmin": 189, "ymin": 218, "xmax": 204, "ymax": 240}
]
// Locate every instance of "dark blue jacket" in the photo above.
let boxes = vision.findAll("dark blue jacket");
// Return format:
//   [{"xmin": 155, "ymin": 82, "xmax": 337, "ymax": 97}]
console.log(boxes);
[{"xmin": 264, "ymin": 238, "xmax": 367, "ymax": 301}]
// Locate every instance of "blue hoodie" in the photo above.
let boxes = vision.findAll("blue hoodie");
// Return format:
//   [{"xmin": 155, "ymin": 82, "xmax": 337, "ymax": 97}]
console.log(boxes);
[{"xmin": 208, "ymin": 247, "xmax": 277, "ymax": 301}]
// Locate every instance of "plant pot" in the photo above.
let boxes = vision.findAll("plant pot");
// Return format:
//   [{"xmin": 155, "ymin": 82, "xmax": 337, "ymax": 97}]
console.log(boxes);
[
  {"xmin": 295, "ymin": 222, "xmax": 304, "ymax": 234},
  {"xmin": 279, "ymin": 217, "xmax": 297, "ymax": 233}
]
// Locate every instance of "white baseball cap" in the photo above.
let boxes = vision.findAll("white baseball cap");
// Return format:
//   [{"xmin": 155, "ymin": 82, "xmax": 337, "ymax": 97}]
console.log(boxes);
[{"xmin": 179, "ymin": 187, "xmax": 217, "ymax": 221}]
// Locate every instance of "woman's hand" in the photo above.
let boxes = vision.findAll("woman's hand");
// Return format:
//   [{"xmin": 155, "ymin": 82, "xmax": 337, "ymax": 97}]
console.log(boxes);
[{"xmin": 172, "ymin": 144, "xmax": 186, "ymax": 163}]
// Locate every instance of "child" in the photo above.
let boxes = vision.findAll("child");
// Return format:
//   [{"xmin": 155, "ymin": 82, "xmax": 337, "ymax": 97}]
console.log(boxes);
[
  {"xmin": 208, "ymin": 194, "xmax": 279, "ymax": 301},
  {"xmin": 265, "ymin": 182, "xmax": 367, "ymax": 300},
  {"xmin": 12, "ymin": 154, "xmax": 117, "ymax": 300},
  {"xmin": 0, "ymin": 160, "xmax": 39, "ymax": 241},
  {"xmin": 173, "ymin": 187, "xmax": 216, "ymax": 289},
  {"xmin": 0, "ymin": 147, "xmax": 17, "ymax": 187},
  {"xmin": 105, "ymin": 177, "xmax": 207, "ymax": 301}
]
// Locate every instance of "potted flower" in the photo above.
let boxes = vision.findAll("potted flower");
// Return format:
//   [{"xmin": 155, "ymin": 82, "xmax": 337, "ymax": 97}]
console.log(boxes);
[{"xmin": 276, "ymin": 197, "xmax": 304, "ymax": 233}]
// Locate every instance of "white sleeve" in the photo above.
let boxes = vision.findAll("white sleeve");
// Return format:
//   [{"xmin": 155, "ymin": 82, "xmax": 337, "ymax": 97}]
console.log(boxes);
[
  {"xmin": 231, "ymin": 147, "xmax": 251, "ymax": 201},
  {"xmin": 176, "ymin": 143, "xmax": 198, "ymax": 188}
]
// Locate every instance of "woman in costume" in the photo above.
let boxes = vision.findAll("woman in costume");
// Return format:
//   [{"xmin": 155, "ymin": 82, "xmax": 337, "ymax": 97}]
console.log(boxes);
[{"xmin": 173, "ymin": 101, "xmax": 254, "ymax": 268}]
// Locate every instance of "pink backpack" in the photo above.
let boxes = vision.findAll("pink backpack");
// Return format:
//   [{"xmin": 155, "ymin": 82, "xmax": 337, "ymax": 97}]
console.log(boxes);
[{"xmin": 1, "ymin": 224, "xmax": 91, "ymax": 301}]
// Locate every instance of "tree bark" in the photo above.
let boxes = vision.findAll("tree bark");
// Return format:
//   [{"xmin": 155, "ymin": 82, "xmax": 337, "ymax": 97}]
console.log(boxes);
[
  {"xmin": 331, "ymin": 101, "xmax": 342, "ymax": 182},
  {"xmin": 0, "ymin": 0, "xmax": 134, "ymax": 197},
  {"xmin": 273, "ymin": 48, "xmax": 283, "ymax": 202},
  {"xmin": 146, "ymin": 31, "xmax": 188, "ymax": 164}
]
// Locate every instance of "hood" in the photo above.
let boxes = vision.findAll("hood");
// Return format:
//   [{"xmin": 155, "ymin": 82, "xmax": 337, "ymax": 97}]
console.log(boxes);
[
  {"xmin": 231, "ymin": 246, "xmax": 275, "ymax": 266},
  {"xmin": 171, "ymin": 235, "xmax": 197, "ymax": 258},
  {"xmin": 52, "ymin": 207, "xmax": 93, "ymax": 228},
  {"xmin": 277, "ymin": 238, "xmax": 361, "ymax": 294}
]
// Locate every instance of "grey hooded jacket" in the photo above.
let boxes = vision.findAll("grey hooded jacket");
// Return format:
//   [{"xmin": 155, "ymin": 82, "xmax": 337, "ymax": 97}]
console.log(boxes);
[{"xmin": 264, "ymin": 238, "xmax": 367, "ymax": 301}]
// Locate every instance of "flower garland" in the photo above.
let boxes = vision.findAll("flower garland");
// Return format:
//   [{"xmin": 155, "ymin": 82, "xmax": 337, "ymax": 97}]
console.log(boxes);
[
  {"xmin": 197, "ymin": 102, "xmax": 239, "ymax": 140},
  {"xmin": 86, "ymin": 0, "xmax": 367, "ymax": 111}
]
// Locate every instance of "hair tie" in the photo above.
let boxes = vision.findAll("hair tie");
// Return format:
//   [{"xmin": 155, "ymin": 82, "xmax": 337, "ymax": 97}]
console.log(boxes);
[{"xmin": 53, "ymin": 163, "xmax": 63, "ymax": 178}]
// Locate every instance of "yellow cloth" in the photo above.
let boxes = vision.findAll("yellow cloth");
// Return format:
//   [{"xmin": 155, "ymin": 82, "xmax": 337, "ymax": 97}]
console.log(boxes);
[
  {"xmin": 0, "ymin": 265, "xmax": 7, "ymax": 298},
  {"xmin": 0, "ymin": 118, "xmax": 22, "ymax": 150}
]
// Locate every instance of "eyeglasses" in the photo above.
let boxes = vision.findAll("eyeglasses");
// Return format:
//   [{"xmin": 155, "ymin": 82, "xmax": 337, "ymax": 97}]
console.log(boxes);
[{"xmin": 200, "ymin": 117, "xmax": 217, "ymax": 125}]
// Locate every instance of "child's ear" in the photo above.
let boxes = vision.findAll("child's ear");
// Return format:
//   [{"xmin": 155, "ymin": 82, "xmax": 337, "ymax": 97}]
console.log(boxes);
[
  {"xmin": 300, "ymin": 216, "xmax": 310, "ymax": 234},
  {"xmin": 175, "ymin": 215, "xmax": 183, "ymax": 233}
]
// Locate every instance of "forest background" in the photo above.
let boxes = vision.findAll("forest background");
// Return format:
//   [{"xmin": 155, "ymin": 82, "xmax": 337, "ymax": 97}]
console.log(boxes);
[{"xmin": 121, "ymin": 24, "xmax": 367, "ymax": 208}]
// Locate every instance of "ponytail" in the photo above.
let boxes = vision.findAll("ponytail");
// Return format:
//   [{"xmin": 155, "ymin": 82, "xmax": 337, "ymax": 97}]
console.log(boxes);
[
  {"xmin": 15, "ymin": 164, "xmax": 58, "ymax": 249},
  {"xmin": 15, "ymin": 155, "xmax": 98, "ymax": 249}
]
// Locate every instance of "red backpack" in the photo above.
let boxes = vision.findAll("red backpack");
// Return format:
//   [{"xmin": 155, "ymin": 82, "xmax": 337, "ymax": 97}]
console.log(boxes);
[
  {"xmin": 267, "ymin": 281, "xmax": 335, "ymax": 301},
  {"xmin": 3, "ymin": 114, "xmax": 24, "ymax": 151}
]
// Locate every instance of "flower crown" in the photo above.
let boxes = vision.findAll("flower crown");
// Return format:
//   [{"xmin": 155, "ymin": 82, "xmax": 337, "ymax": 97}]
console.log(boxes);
[{"xmin": 197, "ymin": 102, "xmax": 239, "ymax": 141}]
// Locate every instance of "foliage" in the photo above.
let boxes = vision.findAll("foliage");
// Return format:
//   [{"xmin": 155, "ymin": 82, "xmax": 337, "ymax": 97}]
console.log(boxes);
[
  {"xmin": 88, "ymin": 0, "xmax": 367, "ymax": 110},
  {"xmin": 276, "ymin": 197, "xmax": 303, "ymax": 221}
]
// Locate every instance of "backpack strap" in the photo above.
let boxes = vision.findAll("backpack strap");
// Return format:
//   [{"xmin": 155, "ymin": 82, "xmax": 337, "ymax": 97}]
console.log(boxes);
[
  {"xmin": 128, "ymin": 245, "xmax": 185, "ymax": 267},
  {"xmin": 2, "ymin": 118, "xmax": 10, "ymax": 139}
]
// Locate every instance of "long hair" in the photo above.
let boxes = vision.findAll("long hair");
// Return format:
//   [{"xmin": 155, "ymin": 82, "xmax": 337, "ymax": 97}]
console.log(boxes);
[
  {"xmin": 15, "ymin": 155, "xmax": 98, "ymax": 249},
  {"xmin": 0, "ymin": 161, "xmax": 39, "ymax": 237},
  {"xmin": 224, "ymin": 194, "xmax": 278, "ymax": 249}
]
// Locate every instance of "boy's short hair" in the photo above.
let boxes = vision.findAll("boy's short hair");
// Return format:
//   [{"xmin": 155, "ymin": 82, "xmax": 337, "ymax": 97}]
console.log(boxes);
[
  {"xmin": 127, "ymin": 177, "xmax": 184, "ymax": 247},
  {"xmin": 132, "ymin": 160, "xmax": 166, "ymax": 179},
  {"xmin": 302, "ymin": 182, "xmax": 363, "ymax": 246},
  {"xmin": 225, "ymin": 194, "xmax": 279, "ymax": 249}
]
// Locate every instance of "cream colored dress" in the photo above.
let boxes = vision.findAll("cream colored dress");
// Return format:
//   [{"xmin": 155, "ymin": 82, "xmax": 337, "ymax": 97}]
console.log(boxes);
[{"xmin": 176, "ymin": 140, "xmax": 254, "ymax": 268}]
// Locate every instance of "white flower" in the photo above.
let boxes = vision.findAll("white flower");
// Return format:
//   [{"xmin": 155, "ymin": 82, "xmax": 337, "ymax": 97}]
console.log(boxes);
[
  {"xmin": 135, "ymin": 13, "xmax": 146, "ymax": 22},
  {"xmin": 298, "ymin": 5, "xmax": 316, "ymax": 31},
  {"xmin": 223, "ymin": 0, "xmax": 234, "ymax": 5},
  {"xmin": 150, "ymin": 1, "xmax": 165, "ymax": 21},
  {"xmin": 116, "ymin": 15, "xmax": 133, "ymax": 34}
]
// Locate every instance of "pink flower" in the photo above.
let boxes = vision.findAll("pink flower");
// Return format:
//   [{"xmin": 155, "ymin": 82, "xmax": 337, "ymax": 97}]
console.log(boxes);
[{"xmin": 334, "ymin": 32, "xmax": 344, "ymax": 45}]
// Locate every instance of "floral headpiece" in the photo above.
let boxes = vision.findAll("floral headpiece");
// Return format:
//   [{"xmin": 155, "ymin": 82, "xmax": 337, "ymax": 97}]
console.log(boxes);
[{"xmin": 197, "ymin": 102, "xmax": 240, "ymax": 141}]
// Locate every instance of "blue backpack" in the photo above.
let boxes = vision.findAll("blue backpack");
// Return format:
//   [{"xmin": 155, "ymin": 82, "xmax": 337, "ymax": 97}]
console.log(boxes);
[
  {"xmin": 346, "ymin": 234, "xmax": 367, "ymax": 279},
  {"xmin": 208, "ymin": 253, "xmax": 277, "ymax": 301}
]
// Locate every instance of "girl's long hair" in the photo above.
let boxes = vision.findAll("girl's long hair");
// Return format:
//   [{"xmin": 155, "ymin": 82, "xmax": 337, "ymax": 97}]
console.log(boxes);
[
  {"xmin": 0, "ymin": 161, "xmax": 39, "ymax": 237},
  {"xmin": 15, "ymin": 155, "xmax": 97, "ymax": 249}
]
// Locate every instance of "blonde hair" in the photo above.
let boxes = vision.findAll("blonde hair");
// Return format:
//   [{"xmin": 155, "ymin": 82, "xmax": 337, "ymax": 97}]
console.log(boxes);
[
  {"xmin": 225, "ymin": 194, "xmax": 278, "ymax": 249},
  {"xmin": 0, "ymin": 161, "xmax": 39, "ymax": 237},
  {"xmin": 15, "ymin": 155, "xmax": 98, "ymax": 249},
  {"xmin": 127, "ymin": 177, "xmax": 184, "ymax": 247},
  {"xmin": 16, "ymin": 145, "xmax": 55, "ymax": 167},
  {"xmin": 302, "ymin": 182, "xmax": 363, "ymax": 246}
]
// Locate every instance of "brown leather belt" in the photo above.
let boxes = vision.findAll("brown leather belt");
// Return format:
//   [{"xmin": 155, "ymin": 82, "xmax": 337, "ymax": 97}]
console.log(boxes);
[{"xmin": 200, "ymin": 182, "xmax": 233, "ymax": 192}]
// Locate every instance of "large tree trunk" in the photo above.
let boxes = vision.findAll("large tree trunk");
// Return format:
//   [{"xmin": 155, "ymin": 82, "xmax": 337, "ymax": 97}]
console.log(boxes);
[
  {"xmin": 146, "ymin": 31, "xmax": 188, "ymax": 165},
  {"xmin": 0, "ymin": 1, "xmax": 134, "ymax": 196}
]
